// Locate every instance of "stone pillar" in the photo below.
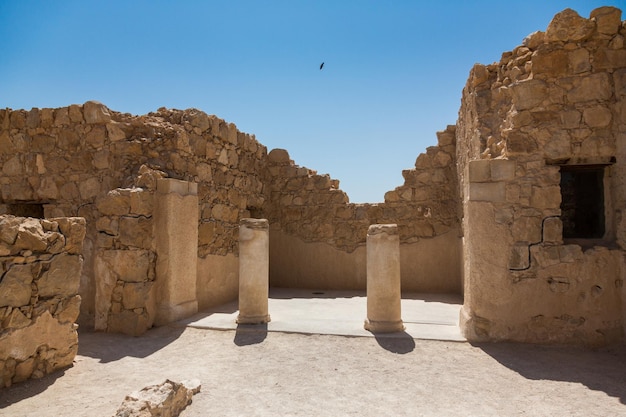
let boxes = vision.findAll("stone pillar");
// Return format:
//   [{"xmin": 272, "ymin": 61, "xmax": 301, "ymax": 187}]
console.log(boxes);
[
  {"xmin": 364, "ymin": 224, "xmax": 404, "ymax": 333},
  {"xmin": 154, "ymin": 179, "xmax": 199, "ymax": 325},
  {"xmin": 237, "ymin": 218, "xmax": 271, "ymax": 324}
]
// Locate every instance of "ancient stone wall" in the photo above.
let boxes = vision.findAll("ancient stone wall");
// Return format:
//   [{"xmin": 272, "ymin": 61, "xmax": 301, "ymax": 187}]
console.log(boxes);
[
  {"xmin": 0, "ymin": 215, "xmax": 85, "ymax": 387},
  {"xmin": 263, "ymin": 125, "xmax": 462, "ymax": 292},
  {"xmin": 0, "ymin": 103, "xmax": 267, "ymax": 329},
  {"xmin": 458, "ymin": 6, "xmax": 626, "ymax": 345}
]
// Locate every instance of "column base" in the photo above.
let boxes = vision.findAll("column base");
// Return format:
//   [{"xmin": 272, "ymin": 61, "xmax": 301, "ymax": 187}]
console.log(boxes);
[
  {"xmin": 237, "ymin": 314, "xmax": 271, "ymax": 324},
  {"xmin": 364, "ymin": 319, "xmax": 405, "ymax": 333}
]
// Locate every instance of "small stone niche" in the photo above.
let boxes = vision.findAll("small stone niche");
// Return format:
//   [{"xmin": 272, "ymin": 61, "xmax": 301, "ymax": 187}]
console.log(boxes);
[{"xmin": 6, "ymin": 203, "xmax": 45, "ymax": 218}]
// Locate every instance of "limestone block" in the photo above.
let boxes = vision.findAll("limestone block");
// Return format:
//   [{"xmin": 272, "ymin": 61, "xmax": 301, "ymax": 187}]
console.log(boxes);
[
  {"xmin": 615, "ymin": 69, "xmax": 626, "ymax": 97},
  {"xmin": 156, "ymin": 178, "xmax": 197, "ymax": 195},
  {"xmin": 558, "ymin": 245, "xmax": 584, "ymax": 263},
  {"xmin": 490, "ymin": 160, "xmax": 516, "ymax": 181},
  {"xmin": 68, "ymin": 104, "xmax": 83, "ymax": 123},
  {"xmin": 2, "ymin": 155, "xmax": 23, "ymax": 176},
  {"xmin": 510, "ymin": 79, "xmax": 547, "ymax": 110},
  {"xmin": 98, "ymin": 250, "xmax": 153, "ymax": 283},
  {"xmin": 114, "ymin": 379, "xmax": 201, "ymax": 417},
  {"xmin": 0, "ymin": 310, "xmax": 77, "ymax": 364},
  {"xmin": 83, "ymin": 100, "xmax": 111, "ymax": 124},
  {"xmin": 268, "ymin": 148, "xmax": 290, "ymax": 164},
  {"xmin": 84, "ymin": 125, "xmax": 106, "ymax": 149},
  {"xmin": 119, "ymin": 217, "xmax": 152, "ymax": 249},
  {"xmin": 129, "ymin": 188, "xmax": 153, "ymax": 216},
  {"xmin": 106, "ymin": 122, "xmax": 126, "ymax": 142},
  {"xmin": 122, "ymin": 282, "xmax": 155, "ymax": 310},
  {"xmin": 583, "ymin": 106, "xmax": 612, "ymax": 128},
  {"xmin": 508, "ymin": 243, "xmax": 530, "ymax": 270},
  {"xmin": 532, "ymin": 47, "xmax": 568, "ymax": 76},
  {"xmin": 530, "ymin": 245, "xmax": 561, "ymax": 267},
  {"xmin": 469, "ymin": 182, "xmax": 506, "ymax": 202},
  {"xmin": 53, "ymin": 217, "xmax": 86, "ymax": 255},
  {"xmin": 14, "ymin": 218, "xmax": 47, "ymax": 252},
  {"xmin": 530, "ymin": 186, "xmax": 561, "ymax": 209},
  {"xmin": 590, "ymin": 6, "xmax": 622, "ymax": 35},
  {"xmin": 543, "ymin": 217, "xmax": 563, "ymax": 244},
  {"xmin": 53, "ymin": 107, "xmax": 70, "ymax": 126},
  {"xmin": 78, "ymin": 177, "xmax": 101, "ymax": 200},
  {"xmin": 37, "ymin": 253, "xmax": 82, "ymax": 298},
  {"xmin": 55, "ymin": 295, "xmax": 81, "ymax": 324},
  {"xmin": 545, "ymin": 9, "xmax": 595, "ymax": 42},
  {"xmin": 543, "ymin": 131, "xmax": 572, "ymax": 162},
  {"xmin": 568, "ymin": 48, "xmax": 591, "ymax": 74},
  {"xmin": 2, "ymin": 308, "xmax": 31, "ymax": 329},
  {"xmin": 567, "ymin": 73, "xmax": 611, "ymax": 103},
  {"xmin": 0, "ymin": 216, "xmax": 20, "ymax": 245},
  {"xmin": 512, "ymin": 216, "xmax": 542, "ymax": 243},
  {"xmin": 187, "ymin": 109, "xmax": 210, "ymax": 131}
]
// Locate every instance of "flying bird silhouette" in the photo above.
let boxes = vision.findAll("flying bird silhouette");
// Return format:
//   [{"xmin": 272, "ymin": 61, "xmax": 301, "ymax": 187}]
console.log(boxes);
[{"xmin": 320, "ymin": 62, "xmax": 324, "ymax": 70}]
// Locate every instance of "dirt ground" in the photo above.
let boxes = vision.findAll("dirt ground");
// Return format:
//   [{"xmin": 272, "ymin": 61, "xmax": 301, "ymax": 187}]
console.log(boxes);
[{"xmin": 1, "ymin": 324, "xmax": 625, "ymax": 416}]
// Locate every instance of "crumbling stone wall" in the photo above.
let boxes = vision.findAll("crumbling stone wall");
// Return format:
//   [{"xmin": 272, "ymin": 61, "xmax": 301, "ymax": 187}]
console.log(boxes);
[
  {"xmin": 263, "ymin": 125, "xmax": 462, "ymax": 292},
  {"xmin": 458, "ymin": 6, "xmax": 626, "ymax": 345},
  {"xmin": 0, "ymin": 103, "xmax": 267, "ymax": 330},
  {"xmin": 0, "ymin": 215, "xmax": 85, "ymax": 387}
]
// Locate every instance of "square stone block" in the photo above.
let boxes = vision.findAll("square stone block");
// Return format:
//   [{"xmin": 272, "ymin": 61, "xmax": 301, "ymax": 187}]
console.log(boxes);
[{"xmin": 469, "ymin": 182, "xmax": 506, "ymax": 202}]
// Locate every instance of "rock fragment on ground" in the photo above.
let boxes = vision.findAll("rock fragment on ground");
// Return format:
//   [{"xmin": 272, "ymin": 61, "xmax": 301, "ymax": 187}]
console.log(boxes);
[{"xmin": 113, "ymin": 379, "xmax": 201, "ymax": 417}]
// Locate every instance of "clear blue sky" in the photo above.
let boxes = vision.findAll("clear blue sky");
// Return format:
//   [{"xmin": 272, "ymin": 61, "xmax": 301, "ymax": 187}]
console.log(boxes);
[{"xmin": 1, "ymin": 1, "xmax": 623, "ymax": 202}]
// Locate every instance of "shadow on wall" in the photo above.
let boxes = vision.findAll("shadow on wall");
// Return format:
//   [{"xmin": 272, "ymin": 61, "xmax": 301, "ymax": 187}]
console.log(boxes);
[
  {"xmin": 77, "ymin": 325, "xmax": 186, "ymax": 364},
  {"xmin": 475, "ymin": 342, "xmax": 626, "ymax": 405}
]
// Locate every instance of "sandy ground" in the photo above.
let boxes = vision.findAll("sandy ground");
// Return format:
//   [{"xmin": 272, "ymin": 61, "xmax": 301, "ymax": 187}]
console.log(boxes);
[{"xmin": 1, "ymin": 324, "xmax": 625, "ymax": 417}]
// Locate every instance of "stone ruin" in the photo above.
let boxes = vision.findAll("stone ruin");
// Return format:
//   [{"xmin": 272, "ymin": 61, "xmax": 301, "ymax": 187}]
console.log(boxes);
[{"xmin": 0, "ymin": 6, "xmax": 624, "ymax": 387}]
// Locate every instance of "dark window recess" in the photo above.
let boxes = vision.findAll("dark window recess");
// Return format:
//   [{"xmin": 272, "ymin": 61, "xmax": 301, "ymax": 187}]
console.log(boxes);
[
  {"xmin": 7, "ymin": 203, "xmax": 44, "ymax": 218},
  {"xmin": 560, "ymin": 167, "xmax": 605, "ymax": 239}
]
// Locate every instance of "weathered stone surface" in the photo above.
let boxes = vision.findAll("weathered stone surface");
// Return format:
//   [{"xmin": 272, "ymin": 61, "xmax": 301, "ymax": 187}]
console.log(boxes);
[
  {"xmin": 83, "ymin": 100, "xmax": 111, "ymax": 124},
  {"xmin": 545, "ymin": 9, "xmax": 595, "ymax": 42},
  {"xmin": 37, "ymin": 253, "xmax": 82, "ymax": 298},
  {"xmin": 14, "ymin": 218, "xmax": 48, "ymax": 252},
  {"xmin": 114, "ymin": 379, "xmax": 201, "ymax": 417},
  {"xmin": 0, "ymin": 264, "xmax": 33, "ymax": 307},
  {"xmin": 590, "ymin": 6, "xmax": 622, "ymax": 35}
]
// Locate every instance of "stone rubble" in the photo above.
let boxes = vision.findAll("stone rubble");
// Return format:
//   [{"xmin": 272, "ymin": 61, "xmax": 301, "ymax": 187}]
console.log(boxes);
[
  {"xmin": 0, "ymin": 215, "xmax": 85, "ymax": 386},
  {"xmin": 113, "ymin": 379, "xmax": 201, "ymax": 417}
]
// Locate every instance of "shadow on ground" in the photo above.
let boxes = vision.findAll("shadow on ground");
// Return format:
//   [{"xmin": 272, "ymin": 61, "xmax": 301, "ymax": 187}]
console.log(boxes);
[
  {"xmin": 77, "ymin": 324, "xmax": 186, "ymax": 363},
  {"xmin": 234, "ymin": 323, "xmax": 268, "ymax": 346},
  {"xmin": 374, "ymin": 331, "xmax": 416, "ymax": 354},
  {"xmin": 476, "ymin": 342, "xmax": 626, "ymax": 405},
  {"xmin": 0, "ymin": 368, "xmax": 66, "ymax": 410}
]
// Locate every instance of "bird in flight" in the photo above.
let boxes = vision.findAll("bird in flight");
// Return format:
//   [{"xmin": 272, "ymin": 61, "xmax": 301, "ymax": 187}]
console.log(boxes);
[{"xmin": 320, "ymin": 62, "xmax": 324, "ymax": 70}]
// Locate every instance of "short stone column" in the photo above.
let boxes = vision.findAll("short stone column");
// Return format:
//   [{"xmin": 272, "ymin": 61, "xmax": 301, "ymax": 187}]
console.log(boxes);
[
  {"xmin": 364, "ymin": 224, "xmax": 404, "ymax": 333},
  {"xmin": 237, "ymin": 218, "xmax": 271, "ymax": 324}
]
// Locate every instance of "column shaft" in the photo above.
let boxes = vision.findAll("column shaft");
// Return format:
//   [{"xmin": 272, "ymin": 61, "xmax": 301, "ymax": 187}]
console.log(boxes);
[
  {"xmin": 237, "ymin": 218, "xmax": 271, "ymax": 324},
  {"xmin": 365, "ymin": 224, "xmax": 404, "ymax": 333}
]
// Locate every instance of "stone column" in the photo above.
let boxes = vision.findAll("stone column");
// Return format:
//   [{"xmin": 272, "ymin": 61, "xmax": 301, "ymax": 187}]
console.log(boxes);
[
  {"xmin": 364, "ymin": 224, "xmax": 404, "ymax": 333},
  {"xmin": 237, "ymin": 218, "xmax": 271, "ymax": 324},
  {"xmin": 154, "ymin": 179, "xmax": 199, "ymax": 326}
]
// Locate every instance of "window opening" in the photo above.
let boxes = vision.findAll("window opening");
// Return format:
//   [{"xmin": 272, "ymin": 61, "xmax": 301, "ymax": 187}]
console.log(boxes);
[{"xmin": 559, "ymin": 166, "xmax": 605, "ymax": 239}]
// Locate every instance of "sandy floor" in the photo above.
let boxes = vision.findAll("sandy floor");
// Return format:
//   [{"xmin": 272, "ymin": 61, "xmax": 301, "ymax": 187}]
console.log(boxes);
[{"xmin": 1, "ymin": 324, "xmax": 625, "ymax": 417}]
